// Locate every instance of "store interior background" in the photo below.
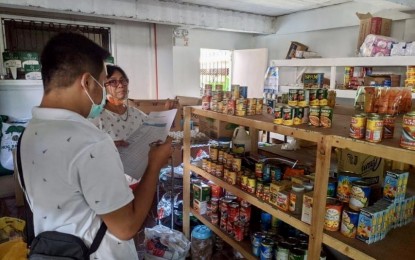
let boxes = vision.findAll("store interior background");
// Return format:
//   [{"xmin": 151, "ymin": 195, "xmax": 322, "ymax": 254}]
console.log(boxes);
[{"xmin": 1, "ymin": 0, "xmax": 414, "ymax": 100}]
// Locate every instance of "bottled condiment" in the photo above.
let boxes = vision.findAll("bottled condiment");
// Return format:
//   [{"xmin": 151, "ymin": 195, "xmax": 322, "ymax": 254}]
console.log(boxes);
[
  {"xmin": 191, "ymin": 225, "xmax": 213, "ymax": 260},
  {"xmin": 289, "ymin": 184, "xmax": 305, "ymax": 215}
]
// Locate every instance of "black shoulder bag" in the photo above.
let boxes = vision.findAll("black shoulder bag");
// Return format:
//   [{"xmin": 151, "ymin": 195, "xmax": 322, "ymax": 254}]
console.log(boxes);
[{"xmin": 16, "ymin": 132, "xmax": 107, "ymax": 260}]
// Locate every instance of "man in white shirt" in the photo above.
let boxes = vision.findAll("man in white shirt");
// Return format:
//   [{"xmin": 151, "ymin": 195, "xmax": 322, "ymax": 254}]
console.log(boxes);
[{"xmin": 19, "ymin": 32, "xmax": 172, "ymax": 259}]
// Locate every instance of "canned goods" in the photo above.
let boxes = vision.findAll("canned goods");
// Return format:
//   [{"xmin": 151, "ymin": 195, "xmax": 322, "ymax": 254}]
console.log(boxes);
[
  {"xmin": 227, "ymin": 99, "xmax": 235, "ymax": 115},
  {"xmin": 210, "ymin": 99, "xmax": 219, "ymax": 112},
  {"xmin": 202, "ymin": 95, "xmax": 211, "ymax": 110},
  {"xmin": 227, "ymin": 171, "xmax": 237, "ymax": 185},
  {"xmin": 235, "ymin": 109, "xmax": 246, "ymax": 116},
  {"xmin": 308, "ymin": 106, "xmax": 320, "ymax": 127},
  {"xmin": 261, "ymin": 212, "xmax": 272, "ymax": 232},
  {"xmin": 256, "ymin": 99, "xmax": 263, "ymax": 115},
  {"xmin": 317, "ymin": 88, "xmax": 328, "ymax": 106},
  {"xmin": 239, "ymin": 86, "xmax": 248, "ymax": 99},
  {"xmin": 210, "ymin": 161, "xmax": 216, "ymax": 175},
  {"xmin": 218, "ymin": 149, "xmax": 224, "ymax": 163},
  {"xmin": 260, "ymin": 238, "xmax": 274, "ymax": 260},
  {"xmin": 210, "ymin": 213, "xmax": 219, "ymax": 225},
  {"xmin": 228, "ymin": 202, "xmax": 240, "ymax": 222},
  {"xmin": 298, "ymin": 89, "xmax": 309, "ymax": 107},
  {"xmin": 282, "ymin": 106, "xmax": 295, "ymax": 126},
  {"xmin": 400, "ymin": 111, "xmax": 415, "ymax": 150},
  {"xmin": 234, "ymin": 221, "xmax": 245, "ymax": 242},
  {"xmin": 341, "ymin": 207, "xmax": 359, "ymax": 238},
  {"xmin": 288, "ymin": 89, "xmax": 299, "ymax": 106},
  {"xmin": 276, "ymin": 242, "xmax": 290, "ymax": 260},
  {"xmin": 202, "ymin": 158, "xmax": 208, "ymax": 171},
  {"xmin": 247, "ymin": 98, "xmax": 257, "ymax": 110},
  {"xmin": 232, "ymin": 85, "xmax": 240, "ymax": 99},
  {"xmin": 210, "ymin": 197, "xmax": 219, "ymax": 213},
  {"xmin": 241, "ymin": 175, "xmax": 248, "ymax": 191},
  {"xmin": 324, "ymin": 198, "xmax": 343, "ymax": 231},
  {"xmin": 236, "ymin": 98, "xmax": 247, "ymax": 111},
  {"xmin": 215, "ymin": 84, "xmax": 223, "ymax": 92},
  {"xmin": 256, "ymin": 179, "xmax": 264, "ymax": 198},
  {"xmin": 350, "ymin": 114, "xmax": 366, "ymax": 139},
  {"xmin": 255, "ymin": 163, "xmax": 264, "ymax": 179},
  {"xmin": 383, "ymin": 115, "xmax": 395, "ymax": 139},
  {"xmin": 293, "ymin": 106, "xmax": 304, "ymax": 125},
  {"xmin": 232, "ymin": 156, "xmax": 242, "ymax": 172},
  {"xmin": 267, "ymin": 99, "xmax": 276, "ymax": 114},
  {"xmin": 212, "ymin": 91, "xmax": 223, "ymax": 102},
  {"xmin": 210, "ymin": 184, "xmax": 222, "ymax": 199},
  {"xmin": 226, "ymin": 219, "xmax": 234, "ymax": 236},
  {"xmin": 226, "ymin": 153, "xmax": 233, "ymax": 168},
  {"xmin": 290, "ymin": 248, "xmax": 305, "ymax": 260},
  {"xmin": 204, "ymin": 84, "xmax": 212, "ymax": 96},
  {"xmin": 349, "ymin": 180, "xmax": 372, "ymax": 211},
  {"xmin": 206, "ymin": 159, "xmax": 212, "ymax": 174},
  {"xmin": 223, "ymin": 168, "xmax": 229, "ymax": 182},
  {"xmin": 274, "ymin": 105, "xmax": 284, "ymax": 125},
  {"xmin": 210, "ymin": 146, "xmax": 218, "ymax": 161},
  {"xmin": 309, "ymin": 89, "xmax": 319, "ymax": 106},
  {"xmin": 270, "ymin": 166, "xmax": 283, "ymax": 181},
  {"xmin": 337, "ymin": 172, "xmax": 361, "ymax": 203},
  {"xmin": 327, "ymin": 178, "xmax": 337, "ymax": 198},
  {"xmin": 263, "ymin": 184, "xmax": 271, "ymax": 202},
  {"xmin": 240, "ymin": 204, "xmax": 251, "ymax": 223},
  {"xmin": 220, "ymin": 215, "xmax": 227, "ymax": 231},
  {"xmin": 247, "ymin": 177, "xmax": 256, "ymax": 194},
  {"xmin": 252, "ymin": 232, "xmax": 264, "ymax": 256},
  {"xmin": 320, "ymin": 106, "xmax": 333, "ymax": 128},
  {"xmin": 365, "ymin": 115, "xmax": 383, "ymax": 143}
]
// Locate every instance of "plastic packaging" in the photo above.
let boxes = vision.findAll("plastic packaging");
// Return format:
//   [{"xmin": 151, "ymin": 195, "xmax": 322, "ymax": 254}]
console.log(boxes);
[
  {"xmin": 359, "ymin": 34, "xmax": 397, "ymax": 57},
  {"xmin": 232, "ymin": 126, "xmax": 251, "ymax": 154},
  {"xmin": 191, "ymin": 225, "xmax": 213, "ymax": 260}
]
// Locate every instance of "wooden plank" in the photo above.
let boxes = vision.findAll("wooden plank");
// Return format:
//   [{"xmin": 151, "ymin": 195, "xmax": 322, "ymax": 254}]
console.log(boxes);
[
  {"xmin": 191, "ymin": 209, "xmax": 256, "ymax": 260},
  {"xmin": 250, "ymin": 127, "xmax": 259, "ymax": 155},
  {"xmin": 308, "ymin": 136, "xmax": 332, "ymax": 260},
  {"xmin": 182, "ymin": 106, "xmax": 192, "ymax": 238},
  {"xmin": 190, "ymin": 165, "xmax": 311, "ymax": 235},
  {"xmin": 191, "ymin": 107, "xmax": 323, "ymax": 142}
]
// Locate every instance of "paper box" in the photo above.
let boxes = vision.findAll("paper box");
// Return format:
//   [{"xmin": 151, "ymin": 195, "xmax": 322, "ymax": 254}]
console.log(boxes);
[
  {"xmin": 193, "ymin": 199, "xmax": 208, "ymax": 215},
  {"xmin": 336, "ymin": 148, "xmax": 385, "ymax": 182},
  {"xmin": 198, "ymin": 116, "xmax": 237, "ymax": 139},
  {"xmin": 301, "ymin": 191, "xmax": 314, "ymax": 225},
  {"xmin": 286, "ymin": 41, "xmax": 308, "ymax": 59},
  {"xmin": 356, "ymin": 12, "xmax": 392, "ymax": 50},
  {"xmin": 363, "ymin": 74, "xmax": 401, "ymax": 87},
  {"xmin": 193, "ymin": 183, "xmax": 211, "ymax": 202}
]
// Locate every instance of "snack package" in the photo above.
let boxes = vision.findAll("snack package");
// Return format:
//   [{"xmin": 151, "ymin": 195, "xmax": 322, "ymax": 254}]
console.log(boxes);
[
  {"xmin": 354, "ymin": 86, "xmax": 412, "ymax": 114},
  {"xmin": 359, "ymin": 34, "xmax": 398, "ymax": 57},
  {"xmin": 144, "ymin": 225, "xmax": 190, "ymax": 260}
]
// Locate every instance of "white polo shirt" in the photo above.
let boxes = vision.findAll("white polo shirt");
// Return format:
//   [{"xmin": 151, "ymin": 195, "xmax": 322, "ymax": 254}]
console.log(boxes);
[{"xmin": 20, "ymin": 107, "xmax": 138, "ymax": 260}]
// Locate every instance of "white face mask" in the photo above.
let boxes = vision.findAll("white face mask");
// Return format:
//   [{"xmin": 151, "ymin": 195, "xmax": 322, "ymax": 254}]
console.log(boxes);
[{"xmin": 83, "ymin": 75, "xmax": 106, "ymax": 118}]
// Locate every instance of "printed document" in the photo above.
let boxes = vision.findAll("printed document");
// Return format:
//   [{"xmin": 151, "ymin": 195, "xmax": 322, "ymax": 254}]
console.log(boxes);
[{"xmin": 118, "ymin": 109, "xmax": 177, "ymax": 179}]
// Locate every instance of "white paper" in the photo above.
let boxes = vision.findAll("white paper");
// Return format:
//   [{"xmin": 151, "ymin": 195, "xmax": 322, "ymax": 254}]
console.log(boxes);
[{"xmin": 118, "ymin": 109, "xmax": 177, "ymax": 179}]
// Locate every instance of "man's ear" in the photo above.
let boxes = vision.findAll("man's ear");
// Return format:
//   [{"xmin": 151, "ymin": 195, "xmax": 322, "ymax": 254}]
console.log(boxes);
[{"xmin": 80, "ymin": 73, "xmax": 91, "ymax": 90}]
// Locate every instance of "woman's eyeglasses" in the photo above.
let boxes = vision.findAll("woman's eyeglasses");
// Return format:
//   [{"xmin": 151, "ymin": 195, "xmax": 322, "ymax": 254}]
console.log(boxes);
[{"xmin": 104, "ymin": 78, "xmax": 129, "ymax": 88}]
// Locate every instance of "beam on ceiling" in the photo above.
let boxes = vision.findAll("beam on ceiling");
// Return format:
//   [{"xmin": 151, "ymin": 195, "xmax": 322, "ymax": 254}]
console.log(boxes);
[{"xmin": 0, "ymin": 0, "xmax": 274, "ymax": 34}]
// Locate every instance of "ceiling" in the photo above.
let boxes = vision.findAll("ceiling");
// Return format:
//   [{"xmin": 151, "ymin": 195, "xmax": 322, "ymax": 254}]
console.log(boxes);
[{"xmin": 164, "ymin": 0, "xmax": 415, "ymax": 16}]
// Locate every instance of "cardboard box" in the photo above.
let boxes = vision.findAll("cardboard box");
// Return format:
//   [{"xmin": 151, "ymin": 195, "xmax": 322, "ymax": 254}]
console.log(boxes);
[
  {"xmin": 193, "ymin": 183, "xmax": 211, "ymax": 202},
  {"xmin": 193, "ymin": 199, "xmax": 207, "ymax": 215},
  {"xmin": 363, "ymin": 74, "xmax": 401, "ymax": 87},
  {"xmin": 286, "ymin": 41, "xmax": 308, "ymax": 59},
  {"xmin": 357, "ymin": 12, "xmax": 392, "ymax": 49},
  {"xmin": 336, "ymin": 148, "xmax": 385, "ymax": 183},
  {"xmin": 198, "ymin": 116, "xmax": 237, "ymax": 139}
]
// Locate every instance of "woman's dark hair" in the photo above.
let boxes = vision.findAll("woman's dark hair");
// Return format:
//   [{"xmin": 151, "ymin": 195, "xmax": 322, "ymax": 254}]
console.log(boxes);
[
  {"xmin": 106, "ymin": 65, "xmax": 128, "ymax": 80},
  {"xmin": 41, "ymin": 32, "xmax": 110, "ymax": 93}
]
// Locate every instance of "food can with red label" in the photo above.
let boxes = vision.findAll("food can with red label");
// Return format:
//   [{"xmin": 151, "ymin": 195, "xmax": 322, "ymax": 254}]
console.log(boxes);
[
  {"xmin": 256, "ymin": 179, "xmax": 264, "ymax": 198},
  {"xmin": 273, "ymin": 105, "xmax": 284, "ymax": 125},
  {"xmin": 227, "ymin": 99, "xmax": 236, "ymax": 115},
  {"xmin": 227, "ymin": 171, "xmax": 237, "ymax": 185},
  {"xmin": 324, "ymin": 198, "xmax": 343, "ymax": 231},
  {"xmin": 226, "ymin": 219, "xmax": 234, "ymax": 236},
  {"xmin": 215, "ymin": 163, "xmax": 224, "ymax": 178},
  {"xmin": 247, "ymin": 176, "xmax": 256, "ymax": 194},
  {"xmin": 220, "ymin": 215, "xmax": 227, "ymax": 231},
  {"xmin": 282, "ymin": 106, "xmax": 295, "ymax": 126},
  {"xmin": 211, "ymin": 197, "xmax": 219, "ymax": 213},
  {"xmin": 365, "ymin": 114, "xmax": 383, "ymax": 143},
  {"xmin": 298, "ymin": 89, "xmax": 309, "ymax": 107},
  {"xmin": 401, "ymin": 111, "xmax": 415, "ymax": 150},
  {"xmin": 241, "ymin": 174, "xmax": 248, "ymax": 191},
  {"xmin": 240, "ymin": 204, "xmax": 251, "ymax": 223},
  {"xmin": 234, "ymin": 221, "xmax": 245, "ymax": 241},
  {"xmin": 228, "ymin": 202, "xmax": 240, "ymax": 222},
  {"xmin": 288, "ymin": 89, "xmax": 298, "ymax": 106},
  {"xmin": 211, "ymin": 213, "xmax": 219, "ymax": 225},
  {"xmin": 204, "ymin": 84, "xmax": 213, "ymax": 96},
  {"xmin": 350, "ymin": 114, "xmax": 366, "ymax": 139},
  {"xmin": 210, "ymin": 161, "xmax": 216, "ymax": 175},
  {"xmin": 383, "ymin": 114, "xmax": 395, "ymax": 139},
  {"xmin": 232, "ymin": 156, "xmax": 242, "ymax": 172},
  {"xmin": 255, "ymin": 163, "xmax": 264, "ymax": 179},
  {"xmin": 210, "ymin": 184, "xmax": 222, "ymax": 199},
  {"xmin": 226, "ymin": 153, "xmax": 233, "ymax": 169},
  {"xmin": 202, "ymin": 95, "xmax": 211, "ymax": 110},
  {"xmin": 309, "ymin": 89, "xmax": 319, "ymax": 106}
]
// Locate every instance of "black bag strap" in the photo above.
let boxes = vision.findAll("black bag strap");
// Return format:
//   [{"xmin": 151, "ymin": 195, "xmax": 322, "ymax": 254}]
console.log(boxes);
[{"xmin": 17, "ymin": 131, "xmax": 107, "ymax": 256}]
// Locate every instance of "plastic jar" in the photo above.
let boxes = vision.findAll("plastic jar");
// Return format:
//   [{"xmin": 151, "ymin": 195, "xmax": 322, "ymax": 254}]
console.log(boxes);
[
  {"xmin": 289, "ymin": 184, "xmax": 305, "ymax": 215},
  {"xmin": 191, "ymin": 225, "xmax": 213, "ymax": 260}
]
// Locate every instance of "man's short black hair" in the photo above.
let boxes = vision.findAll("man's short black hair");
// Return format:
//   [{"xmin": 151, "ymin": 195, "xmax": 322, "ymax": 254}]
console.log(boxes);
[
  {"xmin": 106, "ymin": 65, "xmax": 129, "ymax": 81},
  {"xmin": 40, "ymin": 32, "xmax": 110, "ymax": 93}
]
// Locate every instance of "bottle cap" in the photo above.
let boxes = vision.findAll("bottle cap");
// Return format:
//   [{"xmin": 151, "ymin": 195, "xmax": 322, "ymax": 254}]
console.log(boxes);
[{"xmin": 191, "ymin": 225, "xmax": 212, "ymax": 240}]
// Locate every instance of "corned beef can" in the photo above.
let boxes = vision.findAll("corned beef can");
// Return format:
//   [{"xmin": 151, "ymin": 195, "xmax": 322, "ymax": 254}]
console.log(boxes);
[
  {"xmin": 400, "ymin": 111, "xmax": 415, "ymax": 150},
  {"xmin": 228, "ymin": 202, "xmax": 240, "ymax": 222},
  {"xmin": 240, "ymin": 204, "xmax": 251, "ymax": 223},
  {"xmin": 365, "ymin": 115, "xmax": 383, "ymax": 143},
  {"xmin": 220, "ymin": 215, "xmax": 227, "ymax": 231},
  {"xmin": 234, "ymin": 221, "xmax": 245, "ymax": 242}
]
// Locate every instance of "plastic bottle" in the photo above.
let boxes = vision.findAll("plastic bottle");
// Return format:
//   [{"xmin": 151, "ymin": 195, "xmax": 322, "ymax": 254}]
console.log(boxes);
[
  {"xmin": 289, "ymin": 184, "xmax": 305, "ymax": 215},
  {"xmin": 232, "ymin": 126, "xmax": 251, "ymax": 154},
  {"xmin": 191, "ymin": 225, "xmax": 213, "ymax": 260}
]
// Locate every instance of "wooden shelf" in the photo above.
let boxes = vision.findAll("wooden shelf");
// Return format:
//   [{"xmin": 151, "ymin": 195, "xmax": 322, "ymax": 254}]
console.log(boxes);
[
  {"xmin": 191, "ymin": 107, "xmax": 323, "ymax": 143},
  {"xmin": 190, "ymin": 209, "xmax": 256, "ymax": 260},
  {"xmin": 183, "ymin": 106, "xmax": 414, "ymax": 260},
  {"xmin": 190, "ymin": 164, "xmax": 311, "ymax": 235},
  {"xmin": 270, "ymin": 56, "xmax": 415, "ymax": 67},
  {"xmin": 322, "ymin": 221, "xmax": 415, "ymax": 260}
]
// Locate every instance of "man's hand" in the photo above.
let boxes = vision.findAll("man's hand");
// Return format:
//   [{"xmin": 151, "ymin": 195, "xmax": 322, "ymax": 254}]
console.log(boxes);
[{"xmin": 147, "ymin": 136, "xmax": 173, "ymax": 171}]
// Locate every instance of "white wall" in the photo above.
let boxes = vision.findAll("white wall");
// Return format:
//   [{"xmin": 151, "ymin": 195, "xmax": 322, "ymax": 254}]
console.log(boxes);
[{"xmin": 173, "ymin": 29, "xmax": 255, "ymax": 97}]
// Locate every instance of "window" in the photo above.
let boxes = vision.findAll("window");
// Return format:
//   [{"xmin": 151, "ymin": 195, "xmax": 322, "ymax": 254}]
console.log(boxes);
[
  {"xmin": 200, "ymin": 48, "xmax": 232, "ymax": 95},
  {"xmin": 2, "ymin": 18, "xmax": 111, "ymax": 53}
]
